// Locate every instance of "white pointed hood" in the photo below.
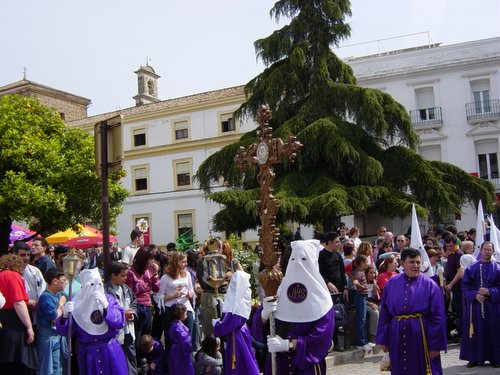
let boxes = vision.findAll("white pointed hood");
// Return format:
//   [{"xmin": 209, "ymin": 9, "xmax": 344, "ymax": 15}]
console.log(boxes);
[
  {"xmin": 410, "ymin": 204, "xmax": 434, "ymax": 277},
  {"xmin": 275, "ymin": 239, "xmax": 332, "ymax": 323},
  {"xmin": 72, "ymin": 268, "xmax": 108, "ymax": 335},
  {"xmin": 473, "ymin": 200, "xmax": 485, "ymax": 259},
  {"xmin": 222, "ymin": 269, "xmax": 252, "ymax": 319}
]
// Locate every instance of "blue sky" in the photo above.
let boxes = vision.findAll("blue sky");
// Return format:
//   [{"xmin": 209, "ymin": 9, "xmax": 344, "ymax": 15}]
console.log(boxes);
[{"xmin": 1, "ymin": 0, "xmax": 498, "ymax": 116}]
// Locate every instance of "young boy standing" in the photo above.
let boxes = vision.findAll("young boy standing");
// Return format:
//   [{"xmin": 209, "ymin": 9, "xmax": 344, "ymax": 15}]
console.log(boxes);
[
  {"xmin": 36, "ymin": 267, "xmax": 67, "ymax": 375},
  {"xmin": 104, "ymin": 261, "xmax": 138, "ymax": 375}
]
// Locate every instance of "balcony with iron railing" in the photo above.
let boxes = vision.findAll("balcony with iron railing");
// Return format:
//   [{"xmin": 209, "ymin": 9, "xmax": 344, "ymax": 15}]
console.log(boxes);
[
  {"xmin": 466, "ymin": 99, "xmax": 500, "ymax": 123},
  {"xmin": 409, "ymin": 106, "xmax": 443, "ymax": 129}
]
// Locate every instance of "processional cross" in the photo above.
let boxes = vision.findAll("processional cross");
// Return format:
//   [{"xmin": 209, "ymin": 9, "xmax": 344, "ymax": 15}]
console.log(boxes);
[{"xmin": 235, "ymin": 105, "xmax": 302, "ymax": 296}]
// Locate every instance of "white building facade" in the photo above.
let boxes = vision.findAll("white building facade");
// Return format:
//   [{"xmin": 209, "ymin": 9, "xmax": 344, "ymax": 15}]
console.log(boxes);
[
  {"xmin": 67, "ymin": 38, "xmax": 500, "ymax": 246},
  {"xmin": 71, "ymin": 82, "xmax": 260, "ymax": 247},
  {"xmin": 346, "ymin": 37, "xmax": 500, "ymax": 234}
]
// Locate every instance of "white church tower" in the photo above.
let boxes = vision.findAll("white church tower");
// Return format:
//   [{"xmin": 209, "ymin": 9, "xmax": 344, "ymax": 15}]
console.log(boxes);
[{"xmin": 133, "ymin": 63, "xmax": 160, "ymax": 106}]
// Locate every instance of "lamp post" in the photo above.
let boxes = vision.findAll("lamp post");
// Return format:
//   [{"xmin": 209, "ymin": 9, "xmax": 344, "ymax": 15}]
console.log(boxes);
[{"xmin": 62, "ymin": 249, "xmax": 82, "ymax": 375}]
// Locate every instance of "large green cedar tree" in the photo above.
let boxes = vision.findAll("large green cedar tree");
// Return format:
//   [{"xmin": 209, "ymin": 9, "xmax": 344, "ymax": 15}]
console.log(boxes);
[
  {"xmin": 0, "ymin": 94, "xmax": 129, "ymax": 254},
  {"xmin": 195, "ymin": 0, "xmax": 495, "ymax": 233}
]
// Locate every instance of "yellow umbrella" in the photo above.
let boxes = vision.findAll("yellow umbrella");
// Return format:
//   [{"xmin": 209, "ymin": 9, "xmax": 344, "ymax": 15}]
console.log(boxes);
[{"xmin": 46, "ymin": 224, "xmax": 98, "ymax": 244}]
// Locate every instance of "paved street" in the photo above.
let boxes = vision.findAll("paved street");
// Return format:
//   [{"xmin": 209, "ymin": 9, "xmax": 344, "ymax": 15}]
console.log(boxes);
[{"xmin": 328, "ymin": 343, "xmax": 499, "ymax": 374}]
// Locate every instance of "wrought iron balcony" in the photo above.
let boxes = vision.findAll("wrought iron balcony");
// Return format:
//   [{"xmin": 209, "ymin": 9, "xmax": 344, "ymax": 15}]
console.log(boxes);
[
  {"xmin": 465, "ymin": 99, "xmax": 500, "ymax": 122},
  {"xmin": 409, "ymin": 107, "xmax": 443, "ymax": 128}
]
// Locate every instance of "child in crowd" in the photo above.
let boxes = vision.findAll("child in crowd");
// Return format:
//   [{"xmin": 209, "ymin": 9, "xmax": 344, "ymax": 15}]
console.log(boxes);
[
  {"xmin": 37, "ymin": 268, "xmax": 67, "ymax": 375},
  {"xmin": 364, "ymin": 265, "xmax": 380, "ymax": 344},
  {"xmin": 167, "ymin": 304, "xmax": 194, "ymax": 375},
  {"xmin": 351, "ymin": 254, "xmax": 374, "ymax": 351},
  {"xmin": 195, "ymin": 336, "xmax": 223, "ymax": 375},
  {"xmin": 104, "ymin": 261, "xmax": 138, "ymax": 375},
  {"xmin": 376, "ymin": 255, "xmax": 398, "ymax": 297},
  {"xmin": 137, "ymin": 334, "xmax": 165, "ymax": 375}
]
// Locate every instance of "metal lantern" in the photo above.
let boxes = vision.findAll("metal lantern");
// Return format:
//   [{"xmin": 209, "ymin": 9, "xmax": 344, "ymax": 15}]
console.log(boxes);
[
  {"xmin": 62, "ymin": 249, "xmax": 82, "ymax": 375},
  {"xmin": 63, "ymin": 249, "xmax": 82, "ymax": 283},
  {"xmin": 202, "ymin": 252, "xmax": 227, "ymax": 298}
]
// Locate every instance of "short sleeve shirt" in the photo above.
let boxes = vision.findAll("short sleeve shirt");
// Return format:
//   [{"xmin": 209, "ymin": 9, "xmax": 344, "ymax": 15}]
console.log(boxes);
[
  {"xmin": 37, "ymin": 290, "xmax": 60, "ymax": 328},
  {"xmin": 0, "ymin": 270, "xmax": 29, "ymax": 309}
]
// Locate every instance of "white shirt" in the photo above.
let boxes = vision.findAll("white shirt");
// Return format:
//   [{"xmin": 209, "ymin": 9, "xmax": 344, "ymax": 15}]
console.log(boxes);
[
  {"xmin": 155, "ymin": 273, "xmax": 194, "ymax": 313},
  {"xmin": 122, "ymin": 244, "xmax": 139, "ymax": 265},
  {"xmin": 23, "ymin": 264, "xmax": 46, "ymax": 325},
  {"xmin": 23, "ymin": 264, "xmax": 46, "ymax": 301}
]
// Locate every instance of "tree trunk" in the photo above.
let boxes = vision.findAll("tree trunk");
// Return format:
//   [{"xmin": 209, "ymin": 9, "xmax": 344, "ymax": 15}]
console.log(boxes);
[{"xmin": 0, "ymin": 217, "xmax": 12, "ymax": 255}]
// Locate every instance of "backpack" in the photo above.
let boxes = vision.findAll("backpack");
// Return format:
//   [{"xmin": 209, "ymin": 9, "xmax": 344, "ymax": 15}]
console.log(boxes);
[{"xmin": 333, "ymin": 302, "xmax": 347, "ymax": 329}]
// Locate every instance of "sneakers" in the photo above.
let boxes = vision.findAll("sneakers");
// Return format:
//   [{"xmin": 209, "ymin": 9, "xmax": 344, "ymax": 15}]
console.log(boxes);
[{"xmin": 356, "ymin": 343, "xmax": 374, "ymax": 351}]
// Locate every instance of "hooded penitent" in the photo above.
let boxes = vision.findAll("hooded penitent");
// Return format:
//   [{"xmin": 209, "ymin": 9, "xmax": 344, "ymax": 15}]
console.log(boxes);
[
  {"xmin": 275, "ymin": 239, "xmax": 333, "ymax": 323},
  {"xmin": 72, "ymin": 268, "xmax": 109, "ymax": 335},
  {"xmin": 222, "ymin": 269, "xmax": 252, "ymax": 320}
]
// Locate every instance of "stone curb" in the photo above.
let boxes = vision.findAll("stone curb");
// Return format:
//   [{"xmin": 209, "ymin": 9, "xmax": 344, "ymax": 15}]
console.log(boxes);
[{"xmin": 325, "ymin": 345, "xmax": 388, "ymax": 370}]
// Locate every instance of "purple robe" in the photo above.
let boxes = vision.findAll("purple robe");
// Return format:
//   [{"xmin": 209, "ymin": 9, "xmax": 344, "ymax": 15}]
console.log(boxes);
[
  {"xmin": 56, "ymin": 294, "xmax": 128, "ymax": 375},
  {"xmin": 139, "ymin": 339, "xmax": 165, "ymax": 375},
  {"xmin": 376, "ymin": 273, "xmax": 446, "ymax": 375},
  {"xmin": 213, "ymin": 313, "xmax": 260, "ymax": 375},
  {"xmin": 460, "ymin": 261, "xmax": 500, "ymax": 365},
  {"xmin": 252, "ymin": 307, "xmax": 334, "ymax": 375},
  {"xmin": 167, "ymin": 321, "xmax": 194, "ymax": 375}
]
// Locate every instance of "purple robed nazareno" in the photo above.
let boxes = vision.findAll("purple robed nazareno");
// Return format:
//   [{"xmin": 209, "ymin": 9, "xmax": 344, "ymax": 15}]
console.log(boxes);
[
  {"xmin": 141, "ymin": 339, "xmax": 165, "ymax": 375},
  {"xmin": 460, "ymin": 261, "xmax": 500, "ymax": 365},
  {"xmin": 214, "ymin": 312, "xmax": 260, "ymax": 375},
  {"xmin": 252, "ymin": 307, "xmax": 334, "ymax": 375},
  {"xmin": 376, "ymin": 273, "xmax": 446, "ymax": 375},
  {"xmin": 167, "ymin": 320, "xmax": 194, "ymax": 375},
  {"xmin": 56, "ymin": 294, "xmax": 128, "ymax": 375}
]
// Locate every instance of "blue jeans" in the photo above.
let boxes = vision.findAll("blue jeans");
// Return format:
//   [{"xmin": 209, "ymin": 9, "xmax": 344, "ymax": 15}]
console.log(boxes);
[
  {"xmin": 354, "ymin": 294, "xmax": 368, "ymax": 346},
  {"xmin": 191, "ymin": 304, "xmax": 201, "ymax": 351},
  {"xmin": 36, "ymin": 326, "xmax": 63, "ymax": 375}
]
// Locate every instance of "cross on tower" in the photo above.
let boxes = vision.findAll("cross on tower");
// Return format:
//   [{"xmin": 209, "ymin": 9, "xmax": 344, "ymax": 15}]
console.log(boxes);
[{"xmin": 235, "ymin": 104, "xmax": 302, "ymax": 296}]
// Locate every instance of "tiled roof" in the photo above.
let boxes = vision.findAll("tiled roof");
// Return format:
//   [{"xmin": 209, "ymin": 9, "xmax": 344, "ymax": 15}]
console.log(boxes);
[
  {"xmin": 0, "ymin": 79, "xmax": 91, "ymax": 104},
  {"xmin": 68, "ymin": 85, "xmax": 246, "ymax": 129}
]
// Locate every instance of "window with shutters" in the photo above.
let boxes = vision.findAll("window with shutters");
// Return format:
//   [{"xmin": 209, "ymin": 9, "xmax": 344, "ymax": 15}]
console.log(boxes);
[
  {"xmin": 476, "ymin": 140, "xmax": 499, "ymax": 182},
  {"xmin": 415, "ymin": 87, "xmax": 436, "ymax": 121},
  {"xmin": 175, "ymin": 210, "xmax": 195, "ymax": 240},
  {"xmin": 173, "ymin": 119, "xmax": 190, "ymax": 141},
  {"xmin": 173, "ymin": 159, "xmax": 192, "ymax": 189},
  {"xmin": 132, "ymin": 165, "xmax": 149, "ymax": 194},
  {"xmin": 220, "ymin": 112, "xmax": 236, "ymax": 133},
  {"xmin": 419, "ymin": 145, "xmax": 442, "ymax": 161},
  {"xmin": 132, "ymin": 127, "xmax": 147, "ymax": 147},
  {"xmin": 471, "ymin": 79, "xmax": 491, "ymax": 114}
]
